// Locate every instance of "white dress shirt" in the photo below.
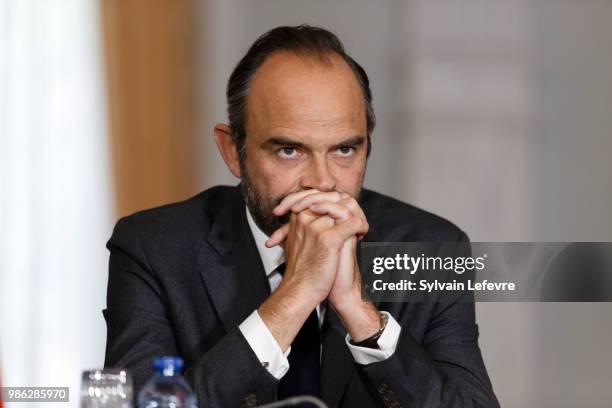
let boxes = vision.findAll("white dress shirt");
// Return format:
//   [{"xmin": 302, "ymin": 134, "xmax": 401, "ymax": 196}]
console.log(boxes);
[{"xmin": 239, "ymin": 208, "xmax": 401, "ymax": 379}]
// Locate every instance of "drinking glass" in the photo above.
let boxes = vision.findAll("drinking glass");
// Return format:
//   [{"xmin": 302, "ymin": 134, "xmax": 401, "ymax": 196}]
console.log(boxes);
[{"xmin": 80, "ymin": 368, "xmax": 133, "ymax": 408}]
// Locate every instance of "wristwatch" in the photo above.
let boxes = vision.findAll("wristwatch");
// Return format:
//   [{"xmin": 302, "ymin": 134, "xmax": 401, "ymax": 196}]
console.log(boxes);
[{"xmin": 349, "ymin": 312, "xmax": 389, "ymax": 349}]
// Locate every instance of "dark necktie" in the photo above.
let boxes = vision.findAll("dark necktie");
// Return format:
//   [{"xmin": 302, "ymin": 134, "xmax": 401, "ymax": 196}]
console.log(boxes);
[{"xmin": 275, "ymin": 263, "xmax": 321, "ymax": 399}]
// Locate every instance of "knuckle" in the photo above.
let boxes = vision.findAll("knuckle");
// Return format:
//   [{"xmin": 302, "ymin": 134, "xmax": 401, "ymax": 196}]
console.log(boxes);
[
  {"xmin": 341, "ymin": 208, "xmax": 351, "ymax": 219},
  {"xmin": 342, "ymin": 197, "xmax": 359, "ymax": 211},
  {"xmin": 352, "ymin": 216, "xmax": 365, "ymax": 230},
  {"xmin": 344, "ymin": 195, "xmax": 355, "ymax": 203},
  {"xmin": 325, "ymin": 216, "xmax": 336, "ymax": 228},
  {"xmin": 298, "ymin": 211, "xmax": 310, "ymax": 223}
]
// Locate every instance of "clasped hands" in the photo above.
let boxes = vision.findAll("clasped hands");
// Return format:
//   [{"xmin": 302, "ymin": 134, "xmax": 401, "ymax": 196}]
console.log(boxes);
[{"xmin": 258, "ymin": 190, "xmax": 381, "ymax": 351}]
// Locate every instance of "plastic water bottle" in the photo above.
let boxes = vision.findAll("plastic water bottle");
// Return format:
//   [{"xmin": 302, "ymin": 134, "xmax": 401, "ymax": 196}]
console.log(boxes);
[{"xmin": 137, "ymin": 356, "xmax": 197, "ymax": 408}]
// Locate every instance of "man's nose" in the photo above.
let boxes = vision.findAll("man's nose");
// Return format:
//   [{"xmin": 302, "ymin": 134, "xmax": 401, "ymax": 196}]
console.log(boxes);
[{"xmin": 300, "ymin": 157, "xmax": 336, "ymax": 192}]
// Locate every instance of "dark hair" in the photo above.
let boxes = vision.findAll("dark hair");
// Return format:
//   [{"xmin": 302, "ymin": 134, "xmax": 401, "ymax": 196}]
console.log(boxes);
[{"xmin": 226, "ymin": 25, "xmax": 375, "ymax": 160}]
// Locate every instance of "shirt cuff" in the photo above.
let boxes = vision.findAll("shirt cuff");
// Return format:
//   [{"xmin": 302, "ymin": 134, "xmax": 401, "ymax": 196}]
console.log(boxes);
[
  {"xmin": 239, "ymin": 310, "xmax": 290, "ymax": 379},
  {"xmin": 345, "ymin": 311, "xmax": 401, "ymax": 365}
]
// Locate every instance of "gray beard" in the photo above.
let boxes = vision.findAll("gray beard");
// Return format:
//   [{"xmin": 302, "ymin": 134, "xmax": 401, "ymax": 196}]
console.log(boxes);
[{"xmin": 240, "ymin": 177, "xmax": 291, "ymax": 237}]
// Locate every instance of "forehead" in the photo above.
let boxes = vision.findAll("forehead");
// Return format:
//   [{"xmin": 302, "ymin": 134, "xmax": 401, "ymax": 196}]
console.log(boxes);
[{"xmin": 245, "ymin": 51, "xmax": 366, "ymax": 139}]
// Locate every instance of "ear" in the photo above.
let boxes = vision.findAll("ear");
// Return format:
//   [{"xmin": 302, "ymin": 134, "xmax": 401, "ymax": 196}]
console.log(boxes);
[{"xmin": 213, "ymin": 123, "xmax": 241, "ymax": 178}]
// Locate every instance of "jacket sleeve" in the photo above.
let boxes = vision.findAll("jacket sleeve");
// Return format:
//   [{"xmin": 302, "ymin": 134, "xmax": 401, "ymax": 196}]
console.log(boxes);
[
  {"xmin": 357, "ymin": 232, "xmax": 500, "ymax": 408},
  {"xmin": 103, "ymin": 216, "xmax": 278, "ymax": 407}
]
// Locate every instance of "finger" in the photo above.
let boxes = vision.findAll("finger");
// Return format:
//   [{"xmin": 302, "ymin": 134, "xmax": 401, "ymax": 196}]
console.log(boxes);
[
  {"xmin": 295, "ymin": 208, "xmax": 319, "ymax": 225},
  {"xmin": 288, "ymin": 191, "xmax": 344, "ymax": 213},
  {"xmin": 338, "ymin": 197, "xmax": 366, "ymax": 220},
  {"xmin": 333, "ymin": 215, "xmax": 369, "ymax": 239},
  {"xmin": 273, "ymin": 189, "xmax": 321, "ymax": 216},
  {"xmin": 265, "ymin": 223, "xmax": 290, "ymax": 247},
  {"xmin": 268, "ymin": 209, "xmax": 319, "ymax": 247},
  {"xmin": 309, "ymin": 213, "xmax": 336, "ymax": 232},
  {"xmin": 340, "ymin": 236, "xmax": 356, "ymax": 258},
  {"xmin": 336, "ymin": 237, "xmax": 356, "ymax": 274},
  {"xmin": 309, "ymin": 201, "xmax": 351, "ymax": 223},
  {"xmin": 338, "ymin": 197, "xmax": 367, "ymax": 241}
]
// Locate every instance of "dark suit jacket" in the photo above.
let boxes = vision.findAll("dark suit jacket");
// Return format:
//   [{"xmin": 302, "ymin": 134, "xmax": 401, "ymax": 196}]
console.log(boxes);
[{"xmin": 104, "ymin": 186, "xmax": 499, "ymax": 407}]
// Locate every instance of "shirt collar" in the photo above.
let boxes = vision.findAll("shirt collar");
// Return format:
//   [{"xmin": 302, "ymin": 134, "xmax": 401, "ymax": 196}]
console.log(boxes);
[{"xmin": 245, "ymin": 207, "xmax": 285, "ymax": 277}]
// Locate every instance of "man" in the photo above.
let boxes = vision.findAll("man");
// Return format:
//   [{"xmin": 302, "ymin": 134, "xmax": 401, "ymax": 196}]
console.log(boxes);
[{"xmin": 104, "ymin": 25, "xmax": 499, "ymax": 407}]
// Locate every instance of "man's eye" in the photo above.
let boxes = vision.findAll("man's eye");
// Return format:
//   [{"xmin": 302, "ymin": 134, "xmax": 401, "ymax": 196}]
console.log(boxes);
[
  {"xmin": 277, "ymin": 147, "xmax": 298, "ymax": 159},
  {"xmin": 336, "ymin": 146, "xmax": 355, "ymax": 157}
]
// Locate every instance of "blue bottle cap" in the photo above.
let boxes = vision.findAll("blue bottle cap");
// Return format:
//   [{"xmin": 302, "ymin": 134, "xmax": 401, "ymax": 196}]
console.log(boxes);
[{"xmin": 153, "ymin": 356, "xmax": 184, "ymax": 376}]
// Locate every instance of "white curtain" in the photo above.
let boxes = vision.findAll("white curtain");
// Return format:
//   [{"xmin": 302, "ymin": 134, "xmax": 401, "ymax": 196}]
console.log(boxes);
[{"xmin": 0, "ymin": 1, "xmax": 113, "ymax": 407}]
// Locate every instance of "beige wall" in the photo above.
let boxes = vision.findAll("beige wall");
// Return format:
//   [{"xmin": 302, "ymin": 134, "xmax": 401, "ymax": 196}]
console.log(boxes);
[{"xmin": 101, "ymin": 0, "xmax": 199, "ymax": 217}]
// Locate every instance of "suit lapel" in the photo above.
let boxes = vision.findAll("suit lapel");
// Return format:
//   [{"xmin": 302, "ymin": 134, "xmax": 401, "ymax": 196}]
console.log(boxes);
[{"xmin": 199, "ymin": 189, "xmax": 271, "ymax": 333}]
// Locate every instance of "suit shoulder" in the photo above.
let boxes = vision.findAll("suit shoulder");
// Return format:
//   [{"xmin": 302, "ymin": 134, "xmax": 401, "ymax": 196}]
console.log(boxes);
[
  {"xmin": 361, "ymin": 189, "xmax": 468, "ymax": 242},
  {"xmin": 109, "ymin": 185, "xmax": 240, "ymax": 247}
]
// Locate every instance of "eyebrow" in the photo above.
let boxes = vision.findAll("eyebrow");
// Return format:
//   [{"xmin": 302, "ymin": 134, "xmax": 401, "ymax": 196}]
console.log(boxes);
[
  {"xmin": 263, "ymin": 135, "xmax": 366, "ymax": 150},
  {"xmin": 330, "ymin": 135, "xmax": 366, "ymax": 150}
]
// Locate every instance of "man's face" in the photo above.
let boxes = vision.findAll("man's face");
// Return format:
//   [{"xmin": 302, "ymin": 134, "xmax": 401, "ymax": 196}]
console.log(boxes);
[{"xmin": 239, "ymin": 51, "xmax": 369, "ymax": 236}]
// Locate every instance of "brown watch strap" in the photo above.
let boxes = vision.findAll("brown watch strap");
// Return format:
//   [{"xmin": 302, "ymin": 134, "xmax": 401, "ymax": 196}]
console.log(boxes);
[{"xmin": 349, "ymin": 312, "xmax": 389, "ymax": 349}]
